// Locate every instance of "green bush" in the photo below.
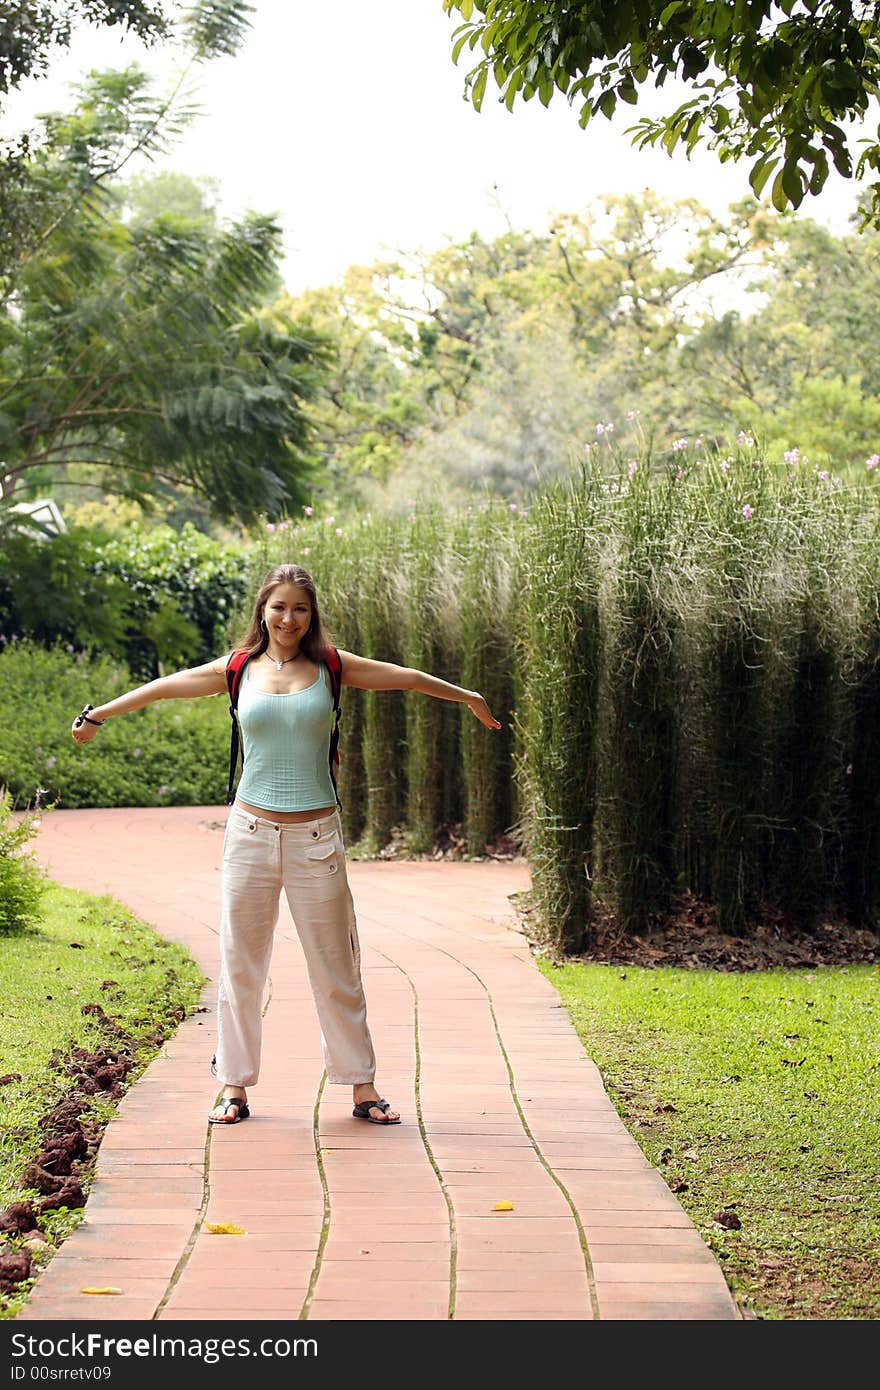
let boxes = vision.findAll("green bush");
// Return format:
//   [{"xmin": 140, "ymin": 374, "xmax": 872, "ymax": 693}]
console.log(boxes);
[
  {"xmin": 0, "ymin": 523, "xmax": 248, "ymax": 681},
  {"xmin": 0, "ymin": 789, "xmax": 44, "ymax": 935},
  {"xmin": 0, "ymin": 642, "xmax": 230, "ymax": 809}
]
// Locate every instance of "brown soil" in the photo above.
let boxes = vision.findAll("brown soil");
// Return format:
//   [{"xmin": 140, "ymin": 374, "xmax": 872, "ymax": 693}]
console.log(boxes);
[
  {"xmin": 0, "ymin": 1002, "xmax": 180, "ymax": 1308},
  {"xmin": 511, "ymin": 887, "xmax": 880, "ymax": 971}
]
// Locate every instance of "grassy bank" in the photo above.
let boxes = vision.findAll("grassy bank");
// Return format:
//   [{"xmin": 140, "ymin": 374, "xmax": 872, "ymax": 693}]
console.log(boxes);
[
  {"xmin": 0, "ymin": 882, "xmax": 204, "ymax": 1317},
  {"xmin": 539, "ymin": 959, "xmax": 880, "ymax": 1320}
]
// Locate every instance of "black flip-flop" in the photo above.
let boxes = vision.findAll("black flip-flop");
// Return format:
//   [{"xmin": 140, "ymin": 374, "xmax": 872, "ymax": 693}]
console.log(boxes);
[
  {"xmin": 209, "ymin": 1095, "xmax": 250, "ymax": 1125},
  {"xmin": 352, "ymin": 1097, "xmax": 400, "ymax": 1125}
]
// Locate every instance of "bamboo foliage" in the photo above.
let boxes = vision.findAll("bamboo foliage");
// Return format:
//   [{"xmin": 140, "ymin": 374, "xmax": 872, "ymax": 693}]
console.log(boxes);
[
  {"xmin": 238, "ymin": 441, "xmax": 879, "ymax": 949},
  {"xmin": 459, "ymin": 503, "xmax": 515, "ymax": 855},
  {"xmin": 401, "ymin": 506, "xmax": 449, "ymax": 853}
]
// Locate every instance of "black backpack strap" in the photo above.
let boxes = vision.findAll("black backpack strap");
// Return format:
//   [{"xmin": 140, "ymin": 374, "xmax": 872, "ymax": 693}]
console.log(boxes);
[
  {"xmin": 225, "ymin": 651, "xmax": 251, "ymax": 806},
  {"xmin": 325, "ymin": 646, "xmax": 343, "ymax": 813}
]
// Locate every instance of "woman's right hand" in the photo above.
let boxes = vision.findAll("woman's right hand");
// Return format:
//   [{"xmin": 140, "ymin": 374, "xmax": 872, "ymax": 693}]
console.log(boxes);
[{"xmin": 71, "ymin": 716, "xmax": 101, "ymax": 745}]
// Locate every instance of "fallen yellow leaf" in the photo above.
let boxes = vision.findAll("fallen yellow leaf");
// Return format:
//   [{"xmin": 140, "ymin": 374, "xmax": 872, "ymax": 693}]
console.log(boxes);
[
  {"xmin": 492, "ymin": 1200, "xmax": 514, "ymax": 1211},
  {"xmin": 80, "ymin": 1287, "xmax": 123, "ymax": 1295},
  {"xmin": 205, "ymin": 1222, "xmax": 246, "ymax": 1235}
]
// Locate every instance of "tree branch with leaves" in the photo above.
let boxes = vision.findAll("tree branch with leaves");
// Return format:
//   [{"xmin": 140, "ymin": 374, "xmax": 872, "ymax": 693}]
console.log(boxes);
[{"xmin": 443, "ymin": 1, "xmax": 880, "ymax": 225}]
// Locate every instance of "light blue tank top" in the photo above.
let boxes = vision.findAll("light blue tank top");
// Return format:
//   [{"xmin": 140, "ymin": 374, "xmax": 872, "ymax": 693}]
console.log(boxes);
[{"xmin": 235, "ymin": 661, "xmax": 337, "ymax": 812}]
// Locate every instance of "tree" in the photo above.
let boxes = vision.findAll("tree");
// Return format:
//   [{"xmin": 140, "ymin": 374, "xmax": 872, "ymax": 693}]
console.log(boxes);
[
  {"xmin": 266, "ymin": 195, "xmax": 776, "ymax": 509},
  {"xmin": 0, "ymin": 1, "xmax": 252, "ymax": 97},
  {"xmin": 674, "ymin": 210, "xmax": 880, "ymax": 461},
  {"xmin": 443, "ymin": 1, "xmax": 880, "ymax": 225},
  {"xmin": 1, "ymin": 2, "xmax": 168, "ymax": 96},
  {"xmin": 1, "ymin": 2, "xmax": 254, "ymax": 291},
  {"xmin": 0, "ymin": 69, "xmax": 331, "ymax": 529}
]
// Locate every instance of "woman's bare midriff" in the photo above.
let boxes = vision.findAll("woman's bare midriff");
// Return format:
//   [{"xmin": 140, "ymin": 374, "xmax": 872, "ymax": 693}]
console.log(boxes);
[{"xmin": 234, "ymin": 798, "xmax": 337, "ymax": 823}]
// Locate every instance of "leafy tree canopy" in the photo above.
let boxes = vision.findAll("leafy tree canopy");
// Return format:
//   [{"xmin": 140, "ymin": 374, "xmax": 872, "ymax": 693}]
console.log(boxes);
[
  {"xmin": 0, "ymin": 0, "xmax": 253, "ymax": 96},
  {"xmin": 0, "ymin": 69, "xmax": 331, "ymax": 529},
  {"xmin": 443, "ymin": 1, "xmax": 880, "ymax": 225},
  {"xmin": 1, "ymin": 3, "xmax": 254, "ymax": 290}
]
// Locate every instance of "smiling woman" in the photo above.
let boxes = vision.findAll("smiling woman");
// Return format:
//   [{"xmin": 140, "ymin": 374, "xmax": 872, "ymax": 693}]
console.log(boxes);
[{"xmin": 70, "ymin": 560, "xmax": 502, "ymax": 1136}]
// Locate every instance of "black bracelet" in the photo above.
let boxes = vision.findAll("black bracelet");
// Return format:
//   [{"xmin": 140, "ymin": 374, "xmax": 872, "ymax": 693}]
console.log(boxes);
[{"xmin": 74, "ymin": 704, "xmax": 104, "ymax": 728}]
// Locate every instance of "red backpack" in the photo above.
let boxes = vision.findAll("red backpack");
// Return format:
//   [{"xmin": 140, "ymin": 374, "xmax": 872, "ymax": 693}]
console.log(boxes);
[{"xmin": 224, "ymin": 647, "xmax": 344, "ymax": 809}]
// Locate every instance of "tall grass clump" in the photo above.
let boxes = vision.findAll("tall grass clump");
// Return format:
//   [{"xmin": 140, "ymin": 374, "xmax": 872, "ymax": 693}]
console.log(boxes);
[
  {"xmin": 840, "ymin": 495, "xmax": 880, "ymax": 928},
  {"xmin": 690, "ymin": 445, "xmax": 781, "ymax": 935},
  {"xmin": 599, "ymin": 449, "xmax": 680, "ymax": 934},
  {"xmin": 400, "ymin": 505, "xmax": 453, "ymax": 853},
  {"xmin": 512, "ymin": 472, "xmax": 607, "ymax": 953},
  {"xmin": 339, "ymin": 516, "xmax": 406, "ymax": 852},
  {"xmin": 760, "ymin": 468, "xmax": 856, "ymax": 932},
  {"xmin": 458, "ymin": 502, "xmax": 516, "ymax": 855}
]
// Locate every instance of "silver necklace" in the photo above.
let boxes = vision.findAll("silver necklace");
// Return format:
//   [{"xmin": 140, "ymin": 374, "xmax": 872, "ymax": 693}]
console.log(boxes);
[{"xmin": 268, "ymin": 651, "xmax": 300, "ymax": 672}]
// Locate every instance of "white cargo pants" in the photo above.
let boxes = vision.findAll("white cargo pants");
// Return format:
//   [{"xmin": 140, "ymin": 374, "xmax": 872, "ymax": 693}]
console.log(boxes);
[{"xmin": 215, "ymin": 805, "xmax": 376, "ymax": 1087}]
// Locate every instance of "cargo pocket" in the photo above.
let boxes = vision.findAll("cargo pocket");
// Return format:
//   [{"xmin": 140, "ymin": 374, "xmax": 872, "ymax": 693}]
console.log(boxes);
[{"xmin": 304, "ymin": 835, "xmax": 340, "ymax": 877}]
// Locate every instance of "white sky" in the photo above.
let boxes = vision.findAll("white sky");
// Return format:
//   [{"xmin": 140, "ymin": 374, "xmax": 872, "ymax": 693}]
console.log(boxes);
[{"xmin": 2, "ymin": 0, "xmax": 864, "ymax": 294}]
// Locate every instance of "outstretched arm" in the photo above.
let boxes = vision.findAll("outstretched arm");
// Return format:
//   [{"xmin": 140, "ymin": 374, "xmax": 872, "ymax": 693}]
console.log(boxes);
[
  {"xmin": 338, "ymin": 650, "xmax": 502, "ymax": 730},
  {"xmin": 71, "ymin": 654, "xmax": 231, "ymax": 744}
]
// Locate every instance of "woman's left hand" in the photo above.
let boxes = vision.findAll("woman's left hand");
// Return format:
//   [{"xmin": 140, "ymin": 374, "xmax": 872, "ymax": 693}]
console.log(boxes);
[{"xmin": 466, "ymin": 692, "xmax": 502, "ymax": 730}]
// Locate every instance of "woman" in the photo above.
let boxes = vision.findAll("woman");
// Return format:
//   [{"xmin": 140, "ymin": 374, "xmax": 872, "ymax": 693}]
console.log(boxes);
[{"xmin": 71, "ymin": 562, "xmax": 502, "ymax": 1127}]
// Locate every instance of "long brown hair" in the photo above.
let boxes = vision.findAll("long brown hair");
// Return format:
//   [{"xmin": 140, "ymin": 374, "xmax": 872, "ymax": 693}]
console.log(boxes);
[{"xmin": 234, "ymin": 564, "xmax": 336, "ymax": 662}]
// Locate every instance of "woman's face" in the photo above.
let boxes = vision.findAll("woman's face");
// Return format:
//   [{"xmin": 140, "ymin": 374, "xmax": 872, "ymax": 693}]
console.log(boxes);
[{"xmin": 262, "ymin": 583, "xmax": 312, "ymax": 648}]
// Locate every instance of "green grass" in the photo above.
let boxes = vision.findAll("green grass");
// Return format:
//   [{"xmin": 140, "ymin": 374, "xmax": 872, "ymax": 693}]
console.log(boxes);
[
  {"xmin": 0, "ymin": 881, "xmax": 204, "ymax": 1317},
  {"xmin": 538, "ymin": 959, "xmax": 880, "ymax": 1320}
]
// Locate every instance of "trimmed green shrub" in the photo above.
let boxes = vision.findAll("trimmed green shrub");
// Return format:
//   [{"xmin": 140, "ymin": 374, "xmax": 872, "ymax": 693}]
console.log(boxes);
[
  {"xmin": 0, "ymin": 523, "xmax": 248, "ymax": 680},
  {"xmin": 0, "ymin": 642, "xmax": 230, "ymax": 808},
  {"xmin": 0, "ymin": 789, "xmax": 44, "ymax": 935}
]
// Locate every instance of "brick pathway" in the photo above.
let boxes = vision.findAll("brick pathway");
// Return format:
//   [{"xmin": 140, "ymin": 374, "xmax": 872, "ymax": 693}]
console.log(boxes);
[{"xmin": 18, "ymin": 807, "xmax": 738, "ymax": 1322}]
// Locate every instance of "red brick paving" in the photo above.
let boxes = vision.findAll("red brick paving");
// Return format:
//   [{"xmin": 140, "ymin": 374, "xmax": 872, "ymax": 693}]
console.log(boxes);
[{"xmin": 16, "ymin": 806, "xmax": 738, "ymax": 1322}]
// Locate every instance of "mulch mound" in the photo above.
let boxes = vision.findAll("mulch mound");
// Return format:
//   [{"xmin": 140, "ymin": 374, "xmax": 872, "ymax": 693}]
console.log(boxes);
[
  {"xmin": 513, "ymin": 886, "xmax": 880, "ymax": 971},
  {"xmin": 0, "ymin": 1001, "xmax": 177, "ymax": 1300}
]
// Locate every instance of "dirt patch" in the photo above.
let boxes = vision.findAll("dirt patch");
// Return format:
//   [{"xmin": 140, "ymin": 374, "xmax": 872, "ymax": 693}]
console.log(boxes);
[
  {"xmin": 0, "ymin": 1001, "xmax": 181, "ymax": 1313},
  {"xmin": 513, "ymin": 887, "xmax": 880, "ymax": 971},
  {"xmin": 369, "ymin": 823, "xmax": 525, "ymax": 862}
]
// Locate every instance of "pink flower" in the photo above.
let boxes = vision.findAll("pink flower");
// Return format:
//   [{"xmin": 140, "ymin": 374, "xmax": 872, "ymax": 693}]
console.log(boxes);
[
  {"xmin": 266, "ymin": 522, "xmax": 276, "ymax": 533},
  {"xmin": 335, "ymin": 527, "xmax": 342, "ymax": 536},
  {"xmin": 671, "ymin": 437, "xmax": 688, "ymax": 452},
  {"xmin": 742, "ymin": 504, "xmax": 754, "ymax": 520},
  {"xmin": 609, "ymin": 481, "xmax": 619, "ymax": 494},
  {"xmin": 626, "ymin": 410, "xmax": 636, "ymax": 421},
  {"xmin": 818, "ymin": 469, "xmax": 830, "ymax": 482},
  {"xmin": 737, "ymin": 430, "xmax": 754, "ymax": 447},
  {"xmin": 675, "ymin": 469, "xmax": 684, "ymax": 481},
  {"xmin": 509, "ymin": 503, "xmax": 518, "ymax": 512},
  {"xmin": 784, "ymin": 448, "xmax": 801, "ymax": 466},
  {"xmin": 279, "ymin": 521, "xmax": 289, "ymax": 531},
  {"xmin": 605, "ymin": 421, "xmax": 615, "ymax": 433},
  {"xmin": 596, "ymin": 423, "xmax": 605, "ymax": 436},
  {"xmin": 325, "ymin": 516, "xmax": 335, "ymax": 525},
  {"xmin": 627, "ymin": 459, "xmax": 637, "ymax": 478},
  {"xmin": 304, "ymin": 504, "xmax": 314, "ymax": 515},
  {"xmin": 694, "ymin": 436, "xmax": 703, "ymax": 449},
  {"xmin": 720, "ymin": 460, "xmax": 731, "ymax": 475},
  {"xmin": 866, "ymin": 454, "xmax": 879, "ymax": 471},
  {"xmin": 846, "ymin": 764, "xmax": 853, "ymax": 776}
]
